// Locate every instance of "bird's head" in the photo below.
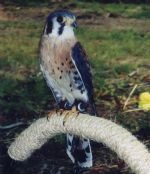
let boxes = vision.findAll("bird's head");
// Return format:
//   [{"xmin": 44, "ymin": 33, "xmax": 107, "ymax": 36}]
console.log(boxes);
[{"xmin": 44, "ymin": 10, "xmax": 77, "ymax": 39}]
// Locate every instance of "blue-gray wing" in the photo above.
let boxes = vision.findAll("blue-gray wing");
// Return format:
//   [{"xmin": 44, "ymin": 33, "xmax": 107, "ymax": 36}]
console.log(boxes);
[{"xmin": 71, "ymin": 42, "xmax": 97, "ymax": 115}]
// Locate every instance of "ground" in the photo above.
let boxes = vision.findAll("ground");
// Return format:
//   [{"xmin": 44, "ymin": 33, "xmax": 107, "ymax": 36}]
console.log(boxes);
[{"xmin": 0, "ymin": 1, "xmax": 150, "ymax": 174}]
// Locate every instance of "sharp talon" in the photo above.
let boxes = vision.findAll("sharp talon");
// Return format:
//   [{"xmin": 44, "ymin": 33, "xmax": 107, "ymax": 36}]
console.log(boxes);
[
  {"xmin": 60, "ymin": 109, "xmax": 63, "ymax": 115},
  {"xmin": 63, "ymin": 107, "xmax": 79, "ymax": 125},
  {"xmin": 76, "ymin": 112, "xmax": 79, "ymax": 117},
  {"xmin": 63, "ymin": 111, "xmax": 70, "ymax": 125},
  {"xmin": 59, "ymin": 109, "xmax": 64, "ymax": 115},
  {"xmin": 47, "ymin": 110, "xmax": 56, "ymax": 121},
  {"xmin": 55, "ymin": 108, "xmax": 59, "ymax": 115}
]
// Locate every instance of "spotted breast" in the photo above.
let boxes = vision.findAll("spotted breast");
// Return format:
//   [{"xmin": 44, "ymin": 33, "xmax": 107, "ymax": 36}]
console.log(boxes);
[{"xmin": 40, "ymin": 35, "xmax": 88, "ymax": 105}]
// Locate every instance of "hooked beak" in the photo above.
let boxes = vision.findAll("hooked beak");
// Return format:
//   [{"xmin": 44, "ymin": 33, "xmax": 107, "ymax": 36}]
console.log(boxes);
[{"xmin": 65, "ymin": 17, "xmax": 77, "ymax": 29}]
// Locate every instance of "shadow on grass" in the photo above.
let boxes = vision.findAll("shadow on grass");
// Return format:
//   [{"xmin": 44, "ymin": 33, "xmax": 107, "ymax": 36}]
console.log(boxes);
[{"xmin": 0, "ymin": 68, "xmax": 53, "ymax": 119}]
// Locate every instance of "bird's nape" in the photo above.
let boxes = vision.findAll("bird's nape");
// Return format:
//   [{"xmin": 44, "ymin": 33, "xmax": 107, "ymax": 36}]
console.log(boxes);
[{"xmin": 47, "ymin": 10, "xmax": 76, "ymax": 21}]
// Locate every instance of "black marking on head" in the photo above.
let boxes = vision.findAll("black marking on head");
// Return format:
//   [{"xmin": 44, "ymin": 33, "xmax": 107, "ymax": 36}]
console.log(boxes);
[
  {"xmin": 47, "ymin": 10, "xmax": 76, "ymax": 21},
  {"xmin": 57, "ymin": 16, "xmax": 63, "ymax": 23},
  {"xmin": 58, "ymin": 22, "xmax": 65, "ymax": 35},
  {"xmin": 46, "ymin": 10, "xmax": 76, "ymax": 36},
  {"xmin": 46, "ymin": 20, "xmax": 53, "ymax": 34}
]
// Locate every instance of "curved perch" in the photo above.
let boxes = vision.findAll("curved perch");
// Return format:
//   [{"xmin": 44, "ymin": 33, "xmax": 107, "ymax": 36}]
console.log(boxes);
[{"xmin": 8, "ymin": 112, "xmax": 150, "ymax": 174}]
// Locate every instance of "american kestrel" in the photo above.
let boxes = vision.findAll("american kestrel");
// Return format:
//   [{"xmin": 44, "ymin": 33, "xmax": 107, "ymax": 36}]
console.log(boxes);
[{"xmin": 39, "ymin": 10, "xmax": 97, "ymax": 170}]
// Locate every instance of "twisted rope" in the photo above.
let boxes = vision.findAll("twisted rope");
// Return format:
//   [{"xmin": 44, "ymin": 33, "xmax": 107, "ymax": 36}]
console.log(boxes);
[{"xmin": 8, "ymin": 112, "xmax": 150, "ymax": 174}]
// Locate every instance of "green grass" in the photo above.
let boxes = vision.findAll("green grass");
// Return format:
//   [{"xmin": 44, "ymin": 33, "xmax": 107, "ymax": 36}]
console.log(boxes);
[
  {"xmin": 0, "ymin": 2, "xmax": 150, "ymax": 132},
  {"xmin": 75, "ymin": 2, "xmax": 150, "ymax": 19},
  {"xmin": 77, "ymin": 27, "xmax": 150, "ymax": 73},
  {"xmin": 0, "ymin": 19, "xmax": 49, "ymax": 116}
]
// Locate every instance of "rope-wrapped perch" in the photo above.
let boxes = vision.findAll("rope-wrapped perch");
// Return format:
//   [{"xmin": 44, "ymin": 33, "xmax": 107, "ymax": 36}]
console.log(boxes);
[{"xmin": 8, "ymin": 112, "xmax": 150, "ymax": 174}]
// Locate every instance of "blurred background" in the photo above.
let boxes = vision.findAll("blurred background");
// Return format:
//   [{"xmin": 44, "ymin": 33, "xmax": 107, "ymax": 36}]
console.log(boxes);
[{"xmin": 0, "ymin": 0, "xmax": 150, "ymax": 174}]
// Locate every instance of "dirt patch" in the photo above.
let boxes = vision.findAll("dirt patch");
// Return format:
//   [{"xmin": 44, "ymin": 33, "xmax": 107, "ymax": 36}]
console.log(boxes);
[
  {"xmin": 0, "ymin": 5, "xmax": 17, "ymax": 20},
  {"xmin": 1, "ymin": 4, "xmax": 150, "ymax": 32}
]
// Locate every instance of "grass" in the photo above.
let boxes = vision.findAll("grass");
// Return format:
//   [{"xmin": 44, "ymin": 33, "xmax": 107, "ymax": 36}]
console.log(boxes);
[
  {"xmin": 0, "ymin": 2, "xmax": 150, "ymax": 133},
  {"xmin": 77, "ymin": 27, "xmax": 150, "ymax": 59},
  {"xmin": 0, "ymin": 18, "xmax": 49, "ymax": 116}
]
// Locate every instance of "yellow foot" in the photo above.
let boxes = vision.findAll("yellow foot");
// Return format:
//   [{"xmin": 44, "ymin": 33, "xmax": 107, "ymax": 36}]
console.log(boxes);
[
  {"xmin": 47, "ymin": 111, "xmax": 55, "ymax": 120},
  {"xmin": 47, "ymin": 108, "xmax": 70, "ymax": 120},
  {"xmin": 63, "ymin": 106, "xmax": 79, "ymax": 125},
  {"xmin": 47, "ymin": 108, "xmax": 64, "ymax": 120}
]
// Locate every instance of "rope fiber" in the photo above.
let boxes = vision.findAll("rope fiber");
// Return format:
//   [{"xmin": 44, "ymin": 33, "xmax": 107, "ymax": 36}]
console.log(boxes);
[{"xmin": 8, "ymin": 112, "xmax": 150, "ymax": 174}]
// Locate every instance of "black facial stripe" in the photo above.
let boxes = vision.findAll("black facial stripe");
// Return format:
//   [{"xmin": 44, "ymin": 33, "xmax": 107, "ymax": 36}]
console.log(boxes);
[
  {"xmin": 46, "ymin": 20, "xmax": 53, "ymax": 34},
  {"xmin": 58, "ymin": 23, "xmax": 65, "ymax": 35},
  {"xmin": 57, "ymin": 16, "xmax": 63, "ymax": 23}
]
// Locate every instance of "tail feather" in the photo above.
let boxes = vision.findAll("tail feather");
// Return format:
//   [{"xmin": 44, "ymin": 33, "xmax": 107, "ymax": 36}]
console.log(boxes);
[
  {"xmin": 66, "ymin": 134, "xmax": 93, "ymax": 168},
  {"xmin": 66, "ymin": 100, "xmax": 94, "ymax": 168}
]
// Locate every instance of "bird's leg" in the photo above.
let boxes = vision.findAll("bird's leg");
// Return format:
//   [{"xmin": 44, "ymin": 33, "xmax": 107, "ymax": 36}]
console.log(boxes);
[
  {"xmin": 47, "ymin": 101, "xmax": 79, "ymax": 123},
  {"xmin": 55, "ymin": 100, "xmax": 71, "ymax": 116},
  {"xmin": 47, "ymin": 108, "xmax": 66, "ymax": 120},
  {"xmin": 63, "ymin": 106, "xmax": 79, "ymax": 125},
  {"xmin": 47, "ymin": 100, "xmax": 69, "ymax": 120},
  {"xmin": 47, "ymin": 108, "xmax": 77, "ymax": 122},
  {"xmin": 47, "ymin": 110, "xmax": 58, "ymax": 120}
]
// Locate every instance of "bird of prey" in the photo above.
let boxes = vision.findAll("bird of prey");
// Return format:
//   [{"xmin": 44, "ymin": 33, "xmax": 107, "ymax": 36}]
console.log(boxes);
[{"xmin": 39, "ymin": 10, "xmax": 97, "ymax": 170}]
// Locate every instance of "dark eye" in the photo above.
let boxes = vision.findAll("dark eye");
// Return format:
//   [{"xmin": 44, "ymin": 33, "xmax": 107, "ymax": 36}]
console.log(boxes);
[{"xmin": 57, "ymin": 16, "xmax": 63, "ymax": 23}]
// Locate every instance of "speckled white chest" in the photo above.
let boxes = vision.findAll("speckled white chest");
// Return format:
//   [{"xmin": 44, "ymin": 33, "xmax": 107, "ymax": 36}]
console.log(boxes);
[{"xmin": 40, "ymin": 35, "xmax": 88, "ymax": 104}]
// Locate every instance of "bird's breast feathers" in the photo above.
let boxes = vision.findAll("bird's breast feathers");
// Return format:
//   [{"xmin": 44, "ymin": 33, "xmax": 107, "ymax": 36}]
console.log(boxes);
[{"xmin": 40, "ymin": 36, "xmax": 88, "ymax": 104}]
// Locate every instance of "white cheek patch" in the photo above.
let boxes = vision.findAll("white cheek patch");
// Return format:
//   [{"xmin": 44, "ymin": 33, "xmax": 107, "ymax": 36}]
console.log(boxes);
[
  {"xmin": 47, "ymin": 18, "xmax": 75, "ymax": 41},
  {"xmin": 59, "ymin": 26, "xmax": 75, "ymax": 40},
  {"xmin": 44, "ymin": 24, "xmax": 47, "ymax": 34},
  {"xmin": 48, "ymin": 18, "xmax": 60, "ymax": 38}
]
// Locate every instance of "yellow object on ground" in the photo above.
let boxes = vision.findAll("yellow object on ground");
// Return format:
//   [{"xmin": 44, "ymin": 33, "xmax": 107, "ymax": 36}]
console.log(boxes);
[{"xmin": 139, "ymin": 92, "xmax": 150, "ymax": 111}]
